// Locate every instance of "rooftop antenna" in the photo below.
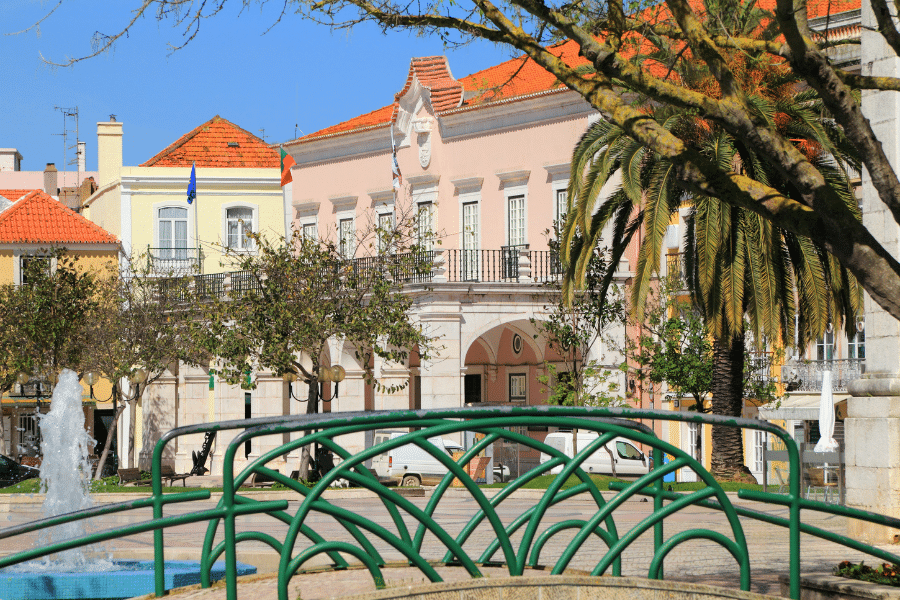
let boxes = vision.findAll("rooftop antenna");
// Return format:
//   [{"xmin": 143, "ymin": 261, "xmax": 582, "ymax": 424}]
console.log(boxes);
[
  {"xmin": 258, "ymin": 128, "xmax": 267, "ymax": 142},
  {"xmin": 53, "ymin": 106, "xmax": 81, "ymax": 191}
]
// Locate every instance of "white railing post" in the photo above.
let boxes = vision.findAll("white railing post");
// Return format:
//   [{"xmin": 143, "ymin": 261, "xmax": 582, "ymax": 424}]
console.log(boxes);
[
  {"xmin": 518, "ymin": 248, "xmax": 532, "ymax": 283},
  {"xmin": 432, "ymin": 248, "xmax": 447, "ymax": 283}
]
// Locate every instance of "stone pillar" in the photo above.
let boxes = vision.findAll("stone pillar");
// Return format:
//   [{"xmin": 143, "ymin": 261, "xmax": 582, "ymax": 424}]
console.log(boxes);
[
  {"xmin": 848, "ymin": 1, "xmax": 900, "ymax": 542},
  {"xmin": 139, "ymin": 366, "xmax": 178, "ymax": 470},
  {"xmin": 176, "ymin": 365, "xmax": 209, "ymax": 474},
  {"xmin": 373, "ymin": 356, "xmax": 410, "ymax": 412},
  {"xmin": 417, "ymin": 302, "xmax": 463, "ymax": 410}
]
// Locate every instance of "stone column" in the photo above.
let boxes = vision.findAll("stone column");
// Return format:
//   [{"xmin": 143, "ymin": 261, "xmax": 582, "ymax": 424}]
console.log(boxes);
[
  {"xmin": 848, "ymin": 1, "xmax": 900, "ymax": 542},
  {"xmin": 417, "ymin": 302, "xmax": 463, "ymax": 410},
  {"xmin": 176, "ymin": 365, "xmax": 210, "ymax": 474}
]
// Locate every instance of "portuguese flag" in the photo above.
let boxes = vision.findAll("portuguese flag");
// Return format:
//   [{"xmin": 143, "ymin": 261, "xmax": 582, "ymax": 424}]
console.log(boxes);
[{"xmin": 280, "ymin": 148, "xmax": 296, "ymax": 187}]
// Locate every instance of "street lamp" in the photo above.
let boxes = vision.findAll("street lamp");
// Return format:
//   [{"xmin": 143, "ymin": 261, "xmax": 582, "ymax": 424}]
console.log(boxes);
[{"xmin": 283, "ymin": 364, "xmax": 345, "ymax": 404}]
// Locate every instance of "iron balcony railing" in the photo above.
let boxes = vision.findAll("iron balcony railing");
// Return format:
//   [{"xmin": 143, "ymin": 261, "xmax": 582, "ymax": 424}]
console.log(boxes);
[
  {"xmin": 666, "ymin": 252, "xmax": 687, "ymax": 285},
  {"xmin": 149, "ymin": 247, "xmax": 573, "ymax": 300},
  {"xmin": 148, "ymin": 247, "xmax": 202, "ymax": 276},
  {"xmin": 781, "ymin": 358, "xmax": 865, "ymax": 392}
]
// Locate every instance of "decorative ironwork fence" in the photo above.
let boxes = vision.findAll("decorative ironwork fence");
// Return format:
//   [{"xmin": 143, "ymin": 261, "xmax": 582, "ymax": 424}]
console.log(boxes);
[
  {"xmin": 2, "ymin": 407, "xmax": 898, "ymax": 600},
  {"xmin": 781, "ymin": 359, "xmax": 865, "ymax": 392}
]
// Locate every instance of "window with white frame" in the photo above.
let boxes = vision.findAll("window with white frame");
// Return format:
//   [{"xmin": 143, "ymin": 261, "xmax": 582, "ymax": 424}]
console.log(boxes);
[
  {"xmin": 339, "ymin": 218, "xmax": 355, "ymax": 258},
  {"xmin": 849, "ymin": 323, "xmax": 866, "ymax": 360},
  {"xmin": 753, "ymin": 430, "xmax": 766, "ymax": 474},
  {"xmin": 509, "ymin": 373, "xmax": 527, "ymax": 402},
  {"xmin": 226, "ymin": 207, "xmax": 254, "ymax": 250},
  {"xmin": 816, "ymin": 330, "xmax": 834, "ymax": 361},
  {"xmin": 377, "ymin": 211, "xmax": 395, "ymax": 253},
  {"xmin": 508, "ymin": 195, "xmax": 526, "ymax": 246},
  {"xmin": 19, "ymin": 255, "xmax": 51, "ymax": 286},
  {"xmin": 555, "ymin": 188, "xmax": 568, "ymax": 228},
  {"xmin": 158, "ymin": 207, "xmax": 189, "ymax": 260},
  {"xmin": 462, "ymin": 201, "xmax": 479, "ymax": 281},
  {"xmin": 416, "ymin": 202, "xmax": 433, "ymax": 250},
  {"xmin": 301, "ymin": 221, "xmax": 317, "ymax": 241}
]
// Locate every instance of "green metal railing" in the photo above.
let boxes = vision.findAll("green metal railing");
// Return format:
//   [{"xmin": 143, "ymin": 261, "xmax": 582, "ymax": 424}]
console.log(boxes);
[{"xmin": 2, "ymin": 406, "xmax": 900, "ymax": 600}]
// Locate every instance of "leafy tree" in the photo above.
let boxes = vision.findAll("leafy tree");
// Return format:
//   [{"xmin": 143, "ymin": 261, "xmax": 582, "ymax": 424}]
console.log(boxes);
[
  {"xmin": 0, "ymin": 250, "xmax": 100, "ymax": 455},
  {"xmin": 531, "ymin": 245, "xmax": 626, "ymax": 471},
  {"xmin": 81, "ymin": 256, "xmax": 193, "ymax": 478},
  {"xmin": 533, "ymin": 247, "xmax": 626, "ymax": 409},
  {"xmin": 29, "ymin": 0, "xmax": 900, "ymax": 326},
  {"xmin": 190, "ymin": 224, "xmax": 434, "ymax": 478}
]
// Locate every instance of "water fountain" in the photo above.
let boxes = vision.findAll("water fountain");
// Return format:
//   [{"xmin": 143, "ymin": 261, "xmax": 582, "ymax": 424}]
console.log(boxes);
[{"xmin": 0, "ymin": 369, "xmax": 256, "ymax": 599}]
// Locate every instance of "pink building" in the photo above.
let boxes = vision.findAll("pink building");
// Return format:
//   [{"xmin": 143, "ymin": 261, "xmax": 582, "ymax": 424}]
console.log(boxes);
[{"xmin": 280, "ymin": 52, "xmax": 637, "ymax": 472}]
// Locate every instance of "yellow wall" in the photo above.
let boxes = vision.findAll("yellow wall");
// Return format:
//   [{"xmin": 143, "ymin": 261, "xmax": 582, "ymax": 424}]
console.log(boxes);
[
  {"xmin": 0, "ymin": 250, "xmax": 14, "ymax": 285},
  {"xmin": 121, "ymin": 166, "xmax": 282, "ymax": 274}
]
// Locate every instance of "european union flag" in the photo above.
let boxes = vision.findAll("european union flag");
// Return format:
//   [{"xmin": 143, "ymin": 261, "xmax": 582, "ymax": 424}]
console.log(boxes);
[{"xmin": 187, "ymin": 162, "xmax": 197, "ymax": 204}]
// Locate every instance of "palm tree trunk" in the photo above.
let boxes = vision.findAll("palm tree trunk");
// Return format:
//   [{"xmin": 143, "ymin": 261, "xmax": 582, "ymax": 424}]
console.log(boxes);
[{"xmin": 710, "ymin": 333, "xmax": 746, "ymax": 478}]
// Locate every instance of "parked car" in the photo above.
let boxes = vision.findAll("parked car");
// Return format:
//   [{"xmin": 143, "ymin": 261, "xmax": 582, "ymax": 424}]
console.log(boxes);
[
  {"xmin": 538, "ymin": 431, "xmax": 650, "ymax": 476},
  {"xmin": 493, "ymin": 463, "xmax": 511, "ymax": 483},
  {"xmin": 0, "ymin": 454, "xmax": 40, "ymax": 488}
]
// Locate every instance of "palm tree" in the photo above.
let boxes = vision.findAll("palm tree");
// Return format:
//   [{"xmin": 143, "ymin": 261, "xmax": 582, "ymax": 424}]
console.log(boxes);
[{"xmin": 561, "ymin": 55, "xmax": 862, "ymax": 478}]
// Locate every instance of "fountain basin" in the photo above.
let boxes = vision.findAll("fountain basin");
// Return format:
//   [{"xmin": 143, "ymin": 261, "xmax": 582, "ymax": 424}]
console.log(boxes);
[{"xmin": 0, "ymin": 559, "xmax": 257, "ymax": 600}]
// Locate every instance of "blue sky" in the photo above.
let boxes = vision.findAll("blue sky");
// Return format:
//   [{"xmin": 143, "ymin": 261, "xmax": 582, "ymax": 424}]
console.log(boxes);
[{"xmin": 1, "ymin": 0, "xmax": 513, "ymax": 172}]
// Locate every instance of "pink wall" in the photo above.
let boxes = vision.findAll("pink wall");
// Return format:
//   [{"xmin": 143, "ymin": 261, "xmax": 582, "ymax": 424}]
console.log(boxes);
[{"xmin": 290, "ymin": 98, "xmax": 592, "ymax": 254}]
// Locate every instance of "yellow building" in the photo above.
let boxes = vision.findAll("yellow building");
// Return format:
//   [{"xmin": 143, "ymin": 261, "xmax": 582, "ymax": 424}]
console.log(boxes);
[
  {"xmin": 83, "ymin": 115, "xmax": 284, "ymax": 276},
  {"xmin": 0, "ymin": 189, "xmax": 120, "ymax": 462}
]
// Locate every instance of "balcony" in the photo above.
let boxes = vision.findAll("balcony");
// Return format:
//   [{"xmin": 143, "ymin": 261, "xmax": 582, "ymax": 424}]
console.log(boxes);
[
  {"xmin": 148, "ymin": 247, "xmax": 202, "ymax": 276},
  {"xmin": 781, "ymin": 359, "xmax": 865, "ymax": 393}
]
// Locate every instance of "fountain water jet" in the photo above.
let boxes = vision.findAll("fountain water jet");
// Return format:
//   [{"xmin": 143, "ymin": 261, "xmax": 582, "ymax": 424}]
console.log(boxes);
[{"xmin": 0, "ymin": 369, "xmax": 256, "ymax": 599}]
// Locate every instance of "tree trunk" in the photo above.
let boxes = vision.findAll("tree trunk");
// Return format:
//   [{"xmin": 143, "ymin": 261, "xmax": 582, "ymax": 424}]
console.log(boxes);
[
  {"xmin": 128, "ymin": 399, "xmax": 137, "ymax": 470},
  {"xmin": 94, "ymin": 390, "xmax": 124, "ymax": 480},
  {"xmin": 710, "ymin": 333, "xmax": 746, "ymax": 479},
  {"xmin": 298, "ymin": 377, "xmax": 318, "ymax": 480}
]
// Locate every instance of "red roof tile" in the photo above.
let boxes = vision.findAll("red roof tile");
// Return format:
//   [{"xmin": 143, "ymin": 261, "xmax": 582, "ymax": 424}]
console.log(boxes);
[
  {"xmin": 142, "ymin": 115, "xmax": 279, "ymax": 168},
  {"xmin": 395, "ymin": 56, "xmax": 465, "ymax": 112},
  {"xmin": 0, "ymin": 189, "xmax": 32, "ymax": 202},
  {"xmin": 295, "ymin": 0, "xmax": 859, "ymax": 144},
  {"xmin": 0, "ymin": 190, "xmax": 119, "ymax": 245}
]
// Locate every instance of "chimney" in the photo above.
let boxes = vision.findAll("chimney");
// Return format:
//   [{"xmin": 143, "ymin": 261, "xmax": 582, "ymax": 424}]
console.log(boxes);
[
  {"xmin": 44, "ymin": 163, "xmax": 58, "ymax": 197},
  {"xmin": 97, "ymin": 119, "xmax": 123, "ymax": 189},
  {"xmin": 77, "ymin": 141, "xmax": 86, "ymax": 172}
]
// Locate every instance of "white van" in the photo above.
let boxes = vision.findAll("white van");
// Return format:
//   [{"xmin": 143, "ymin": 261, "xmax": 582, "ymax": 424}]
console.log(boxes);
[
  {"xmin": 538, "ymin": 431, "xmax": 650, "ymax": 476},
  {"xmin": 372, "ymin": 431, "xmax": 464, "ymax": 486}
]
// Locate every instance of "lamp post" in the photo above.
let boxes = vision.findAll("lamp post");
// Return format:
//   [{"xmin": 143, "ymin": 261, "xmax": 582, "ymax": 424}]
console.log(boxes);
[
  {"xmin": 283, "ymin": 364, "xmax": 345, "ymax": 406},
  {"xmin": 283, "ymin": 365, "xmax": 346, "ymax": 475}
]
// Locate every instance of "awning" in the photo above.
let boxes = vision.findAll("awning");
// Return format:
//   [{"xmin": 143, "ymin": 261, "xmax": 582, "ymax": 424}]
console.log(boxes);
[{"xmin": 758, "ymin": 394, "xmax": 846, "ymax": 421}]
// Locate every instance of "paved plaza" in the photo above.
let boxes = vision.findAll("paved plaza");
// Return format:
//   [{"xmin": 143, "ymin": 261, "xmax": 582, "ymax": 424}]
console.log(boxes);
[{"xmin": 1, "ymin": 488, "xmax": 894, "ymax": 599}]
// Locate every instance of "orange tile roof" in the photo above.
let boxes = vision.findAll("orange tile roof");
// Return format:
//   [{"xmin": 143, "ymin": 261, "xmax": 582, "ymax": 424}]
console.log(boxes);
[
  {"xmin": 0, "ymin": 190, "xmax": 120, "ymax": 245},
  {"xmin": 142, "ymin": 115, "xmax": 279, "ymax": 168},
  {"xmin": 295, "ymin": 0, "xmax": 859, "ymax": 143},
  {"xmin": 0, "ymin": 189, "xmax": 32, "ymax": 202},
  {"xmin": 395, "ymin": 56, "xmax": 465, "ymax": 112}
]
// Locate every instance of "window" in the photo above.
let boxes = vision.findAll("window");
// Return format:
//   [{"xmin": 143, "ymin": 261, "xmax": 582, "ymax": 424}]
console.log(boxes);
[
  {"xmin": 302, "ymin": 222, "xmax": 317, "ymax": 241},
  {"xmin": 416, "ymin": 202, "xmax": 433, "ymax": 250},
  {"xmin": 687, "ymin": 422, "xmax": 701, "ymax": 461},
  {"xmin": 816, "ymin": 330, "xmax": 834, "ymax": 361},
  {"xmin": 753, "ymin": 430, "xmax": 766, "ymax": 474},
  {"xmin": 849, "ymin": 321, "xmax": 865, "ymax": 360},
  {"xmin": 555, "ymin": 189, "xmax": 568, "ymax": 227},
  {"xmin": 377, "ymin": 212, "xmax": 394, "ymax": 253},
  {"xmin": 158, "ymin": 207, "xmax": 188, "ymax": 259},
  {"xmin": 226, "ymin": 207, "xmax": 254, "ymax": 250},
  {"xmin": 508, "ymin": 195, "xmax": 526, "ymax": 246},
  {"xmin": 509, "ymin": 374, "xmax": 526, "ymax": 402},
  {"xmin": 616, "ymin": 441, "xmax": 642, "ymax": 460},
  {"xmin": 462, "ymin": 202, "xmax": 479, "ymax": 281},
  {"xmin": 20, "ymin": 255, "xmax": 51, "ymax": 285},
  {"xmin": 339, "ymin": 218, "xmax": 355, "ymax": 258}
]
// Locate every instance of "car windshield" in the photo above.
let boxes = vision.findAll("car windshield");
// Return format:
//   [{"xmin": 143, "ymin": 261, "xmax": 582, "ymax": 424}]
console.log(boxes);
[{"xmin": 616, "ymin": 441, "xmax": 642, "ymax": 460}]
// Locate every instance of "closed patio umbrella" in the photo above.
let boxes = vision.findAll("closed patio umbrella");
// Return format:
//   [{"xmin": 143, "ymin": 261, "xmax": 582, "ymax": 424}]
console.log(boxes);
[{"xmin": 814, "ymin": 370, "xmax": 838, "ymax": 452}]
